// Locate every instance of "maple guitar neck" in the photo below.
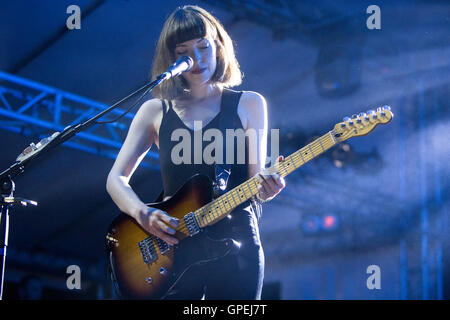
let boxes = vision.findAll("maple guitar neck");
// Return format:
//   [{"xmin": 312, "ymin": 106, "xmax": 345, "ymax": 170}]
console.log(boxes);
[
  {"xmin": 190, "ymin": 105, "xmax": 394, "ymax": 229},
  {"xmin": 193, "ymin": 130, "xmax": 339, "ymax": 228}
]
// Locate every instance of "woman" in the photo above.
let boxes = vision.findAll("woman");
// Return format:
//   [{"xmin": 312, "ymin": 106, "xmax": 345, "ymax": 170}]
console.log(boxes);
[{"xmin": 106, "ymin": 5, "xmax": 285, "ymax": 299}]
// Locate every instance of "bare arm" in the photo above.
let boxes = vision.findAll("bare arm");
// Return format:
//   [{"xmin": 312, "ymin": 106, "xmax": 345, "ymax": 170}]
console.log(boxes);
[
  {"xmin": 239, "ymin": 91, "xmax": 285, "ymax": 202},
  {"xmin": 106, "ymin": 99, "xmax": 179, "ymax": 245}
]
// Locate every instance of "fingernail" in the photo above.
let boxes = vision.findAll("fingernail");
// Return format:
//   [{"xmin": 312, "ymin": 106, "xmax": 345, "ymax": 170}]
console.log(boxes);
[
  {"xmin": 168, "ymin": 227, "xmax": 175, "ymax": 234},
  {"xmin": 171, "ymin": 218, "xmax": 179, "ymax": 227}
]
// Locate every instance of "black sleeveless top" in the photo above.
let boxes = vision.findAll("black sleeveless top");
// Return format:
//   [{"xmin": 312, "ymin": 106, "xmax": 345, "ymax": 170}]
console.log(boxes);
[{"xmin": 158, "ymin": 88, "xmax": 249, "ymax": 199}]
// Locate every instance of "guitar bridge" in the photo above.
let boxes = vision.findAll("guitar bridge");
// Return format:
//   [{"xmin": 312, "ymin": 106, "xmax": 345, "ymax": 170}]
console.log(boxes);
[
  {"xmin": 183, "ymin": 212, "xmax": 200, "ymax": 237},
  {"xmin": 138, "ymin": 237, "xmax": 157, "ymax": 264}
]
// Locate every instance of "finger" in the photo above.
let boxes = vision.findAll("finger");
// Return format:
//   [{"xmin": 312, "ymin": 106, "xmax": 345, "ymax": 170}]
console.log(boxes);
[
  {"xmin": 260, "ymin": 173, "xmax": 278, "ymax": 194},
  {"xmin": 267, "ymin": 174, "xmax": 285, "ymax": 194},
  {"xmin": 271, "ymin": 173, "xmax": 286, "ymax": 189},
  {"xmin": 156, "ymin": 221, "xmax": 179, "ymax": 245},
  {"xmin": 258, "ymin": 173, "xmax": 273, "ymax": 194},
  {"xmin": 150, "ymin": 228, "xmax": 172, "ymax": 245},
  {"xmin": 258, "ymin": 172, "xmax": 270, "ymax": 184},
  {"xmin": 258, "ymin": 182, "xmax": 269, "ymax": 199},
  {"xmin": 155, "ymin": 210, "xmax": 179, "ymax": 228},
  {"xmin": 157, "ymin": 220, "xmax": 176, "ymax": 235}
]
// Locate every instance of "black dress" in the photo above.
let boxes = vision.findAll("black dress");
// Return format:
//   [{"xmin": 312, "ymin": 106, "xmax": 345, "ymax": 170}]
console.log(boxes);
[{"xmin": 157, "ymin": 88, "xmax": 264, "ymax": 299}]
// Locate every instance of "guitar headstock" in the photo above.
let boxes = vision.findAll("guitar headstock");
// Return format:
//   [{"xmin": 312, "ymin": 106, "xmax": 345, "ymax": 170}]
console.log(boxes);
[{"xmin": 333, "ymin": 106, "xmax": 394, "ymax": 141}]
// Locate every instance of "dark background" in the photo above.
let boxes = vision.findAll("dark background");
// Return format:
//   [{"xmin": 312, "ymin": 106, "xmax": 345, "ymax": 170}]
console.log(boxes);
[{"xmin": 0, "ymin": 0, "xmax": 449, "ymax": 299}]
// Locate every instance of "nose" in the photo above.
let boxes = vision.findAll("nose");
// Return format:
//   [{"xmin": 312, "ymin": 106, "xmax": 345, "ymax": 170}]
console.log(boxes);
[{"xmin": 192, "ymin": 47, "xmax": 204, "ymax": 64}]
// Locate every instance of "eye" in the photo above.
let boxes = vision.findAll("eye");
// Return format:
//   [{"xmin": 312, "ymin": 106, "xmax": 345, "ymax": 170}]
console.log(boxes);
[{"xmin": 176, "ymin": 51, "xmax": 187, "ymax": 55}]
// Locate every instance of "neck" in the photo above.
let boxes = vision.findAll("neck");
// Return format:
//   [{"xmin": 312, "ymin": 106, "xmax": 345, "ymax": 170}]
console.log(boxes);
[{"xmin": 188, "ymin": 83, "xmax": 220, "ymax": 100}]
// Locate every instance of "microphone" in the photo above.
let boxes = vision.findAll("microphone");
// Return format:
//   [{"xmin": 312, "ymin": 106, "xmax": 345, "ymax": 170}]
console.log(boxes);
[{"xmin": 160, "ymin": 56, "xmax": 194, "ymax": 80}]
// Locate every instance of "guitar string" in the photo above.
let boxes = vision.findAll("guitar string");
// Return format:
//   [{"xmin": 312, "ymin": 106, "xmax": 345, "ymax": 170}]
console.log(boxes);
[
  {"xmin": 174, "ymin": 132, "xmax": 337, "ymax": 235},
  {"xmin": 191, "ymin": 133, "xmax": 336, "ymax": 228},
  {"xmin": 207, "ymin": 134, "xmax": 333, "ymax": 224},
  {"xmin": 174, "ymin": 117, "xmax": 386, "ymax": 236}
]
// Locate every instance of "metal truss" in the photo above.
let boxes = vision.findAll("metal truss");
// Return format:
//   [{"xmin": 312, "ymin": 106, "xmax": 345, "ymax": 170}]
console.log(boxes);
[
  {"xmin": 205, "ymin": 0, "xmax": 353, "ymax": 41},
  {"xmin": 0, "ymin": 71, "xmax": 159, "ymax": 170}
]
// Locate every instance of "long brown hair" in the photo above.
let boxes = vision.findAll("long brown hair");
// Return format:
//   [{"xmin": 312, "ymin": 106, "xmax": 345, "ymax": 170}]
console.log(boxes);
[{"xmin": 151, "ymin": 5, "xmax": 242, "ymax": 100}]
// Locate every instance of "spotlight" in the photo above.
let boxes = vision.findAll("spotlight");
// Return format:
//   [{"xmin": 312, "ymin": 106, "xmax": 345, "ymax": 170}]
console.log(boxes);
[{"xmin": 321, "ymin": 214, "xmax": 338, "ymax": 231}]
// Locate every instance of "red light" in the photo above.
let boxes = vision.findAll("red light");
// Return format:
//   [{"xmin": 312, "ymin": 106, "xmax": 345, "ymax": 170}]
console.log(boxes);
[{"xmin": 323, "ymin": 215, "xmax": 336, "ymax": 229}]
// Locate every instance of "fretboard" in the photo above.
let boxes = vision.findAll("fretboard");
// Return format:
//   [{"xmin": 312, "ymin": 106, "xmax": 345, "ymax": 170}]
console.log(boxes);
[{"xmin": 194, "ymin": 130, "xmax": 339, "ymax": 228}]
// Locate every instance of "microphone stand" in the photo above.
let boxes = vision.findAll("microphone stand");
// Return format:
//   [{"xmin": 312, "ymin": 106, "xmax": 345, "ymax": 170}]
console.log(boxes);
[{"xmin": 0, "ymin": 73, "xmax": 168, "ymax": 300}]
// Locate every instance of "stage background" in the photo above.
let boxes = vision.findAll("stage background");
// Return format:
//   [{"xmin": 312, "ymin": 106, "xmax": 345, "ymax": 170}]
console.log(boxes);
[{"xmin": 0, "ymin": 0, "xmax": 449, "ymax": 300}]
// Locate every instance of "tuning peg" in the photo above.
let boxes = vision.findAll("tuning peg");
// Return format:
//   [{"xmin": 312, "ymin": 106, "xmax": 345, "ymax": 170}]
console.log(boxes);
[
  {"xmin": 377, "ymin": 107, "xmax": 382, "ymax": 113},
  {"xmin": 340, "ymin": 123, "xmax": 346, "ymax": 128},
  {"xmin": 382, "ymin": 105, "xmax": 391, "ymax": 111},
  {"xmin": 356, "ymin": 118, "xmax": 362, "ymax": 124},
  {"xmin": 372, "ymin": 113, "xmax": 378, "ymax": 119},
  {"xmin": 367, "ymin": 109, "xmax": 375, "ymax": 114},
  {"xmin": 343, "ymin": 116, "xmax": 351, "ymax": 122},
  {"xmin": 351, "ymin": 114, "xmax": 358, "ymax": 119},
  {"xmin": 359, "ymin": 112, "xmax": 367, "ymax": 117}
]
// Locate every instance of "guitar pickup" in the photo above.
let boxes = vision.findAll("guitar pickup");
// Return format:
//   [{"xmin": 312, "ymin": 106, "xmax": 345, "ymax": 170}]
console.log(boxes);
[
  {"xmin": 138, "ymin": 237, "xmax": 157, "ymax": 264},
  {"xmin": 155, "ymin": 237, "xmax": 170, "ymax": 255}
]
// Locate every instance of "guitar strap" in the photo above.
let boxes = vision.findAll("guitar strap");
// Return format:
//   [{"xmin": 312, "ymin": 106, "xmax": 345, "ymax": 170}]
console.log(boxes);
[{"xmin": 213, "ymin": 88, "xmax": 243, "ymax": 198}]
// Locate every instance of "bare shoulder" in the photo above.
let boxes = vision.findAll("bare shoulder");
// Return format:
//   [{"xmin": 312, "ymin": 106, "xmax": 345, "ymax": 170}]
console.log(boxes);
[
  {"xmin": 237, "ymin": 91, "xmax": 267, "ymax": 129},
  {"xmin": 134, "ymin": 98, "xmax": 164, "ymax": 134},
  {"xmin": 240, "ymin": 91, "xmax": 267, "ymax": 109},
  {"xmin": 137, "ymin": 98, "xmax": 163, "ymax": 120}
]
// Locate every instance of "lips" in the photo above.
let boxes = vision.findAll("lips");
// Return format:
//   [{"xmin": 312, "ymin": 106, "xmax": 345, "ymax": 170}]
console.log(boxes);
[{"xmin": 191, "ymin": 67, "xmax": 206, "ymax": 74}]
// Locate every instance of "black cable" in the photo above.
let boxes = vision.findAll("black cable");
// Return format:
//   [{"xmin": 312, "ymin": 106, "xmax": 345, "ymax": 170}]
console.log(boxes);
[{"xmin": 94, "ymin": 87, "xmax": 151, "ymax": 124}]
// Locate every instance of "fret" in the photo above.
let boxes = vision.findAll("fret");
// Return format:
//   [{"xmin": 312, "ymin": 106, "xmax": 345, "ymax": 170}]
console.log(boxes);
[
  {"xmin": 308, "ymin": 144, "xmax": 315, "ymax": 157},
  {"xmin": 221, "ymin": 195, "xmax": 231, "ymax": 212},
  {"xmin": 330, "ymin": 130, "xmax": 339, "ymax": 143},
  {"xmin": 283, "ymin": 160, "xmax": 290, "ymax": 175},
  {"xmin": 230, "ymin": 190, "xmax": 239, "ymax": 206},
  {"xmin": 196, "ymin": 207, "xmax": 205, "ymax": 225},
  {"xmin": 292, "ymin": 154, "xmax": 301, "ymax": 167},
  {"xmin": 237, "ymin": 186, "xmax": 246, "ymax": 201},
  {"xmin": 241, "ymin": 183, "xmax": 249, "ymax": 199},
  {"xmin": 205, "ymin": 205, "xmax": 213, "ymax": 223},
  {"xmin": 235, "ymin": 188, "xmax": 244, "ymax": 204},
  {"xmin": 194, "ymin": 130, "xmax": 344, "ymax": 229},
  {"xmin": 220, "ymin": 195, "xmax": 229, "ymax": 211},
  {"xmin": 215, "ymin": 197, "xmax": 225, "ymax": 214},
  {"xmin": 252, "ymin": 178, "xmax": 259, "ymax": 194},
  {"xmin": 286, "ymin": 155, "xmax": 297, "ymax": 170},
  {"xmin": 277, "ymin": 160, "xmax": 286, "ymax": 176},
  {"xmin": 329, "ymin": 132, "xmax": 337, "ymax": 146},
  {"xmin": 318, "ymin": 137, "xmax": 325, "ymax": 152},
  {"xmin": 212, "ymin": 200, "xmax": 223, "ymax": 216},
  {"xmin": 251, "ymin": 177, "xmax": 259, "ymax": 194},
  {"xmin": 299, "ymin": 150, "xmax": 306, "ymax": 164},
  {"xmin": 243, "ymin": 181, "xmax": 254, "ymax": 198},
  {"xmin": 201, "ymin": 207, "xmax": 208, "ymax": 224}
]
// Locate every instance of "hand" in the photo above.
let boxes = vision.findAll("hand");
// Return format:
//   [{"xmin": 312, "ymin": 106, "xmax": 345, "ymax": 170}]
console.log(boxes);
[
  {"xmin": 134, "ymin": 206, "xmax": 179, "ymax": 245},
  {"xmin": 257, "ymin": 156, "xmax": 286, "ymax": 202}
]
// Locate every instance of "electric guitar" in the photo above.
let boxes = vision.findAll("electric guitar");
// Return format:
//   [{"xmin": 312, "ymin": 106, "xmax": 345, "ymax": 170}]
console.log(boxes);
[{"xmin": 106, "ymin": 106, "xmax": 394, "ymax": 299}]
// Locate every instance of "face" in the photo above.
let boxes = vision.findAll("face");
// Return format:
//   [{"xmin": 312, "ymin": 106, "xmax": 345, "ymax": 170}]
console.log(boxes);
[{"xmin": 174, "ymin": 36, "xmax": 217, "ymax": 86}]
